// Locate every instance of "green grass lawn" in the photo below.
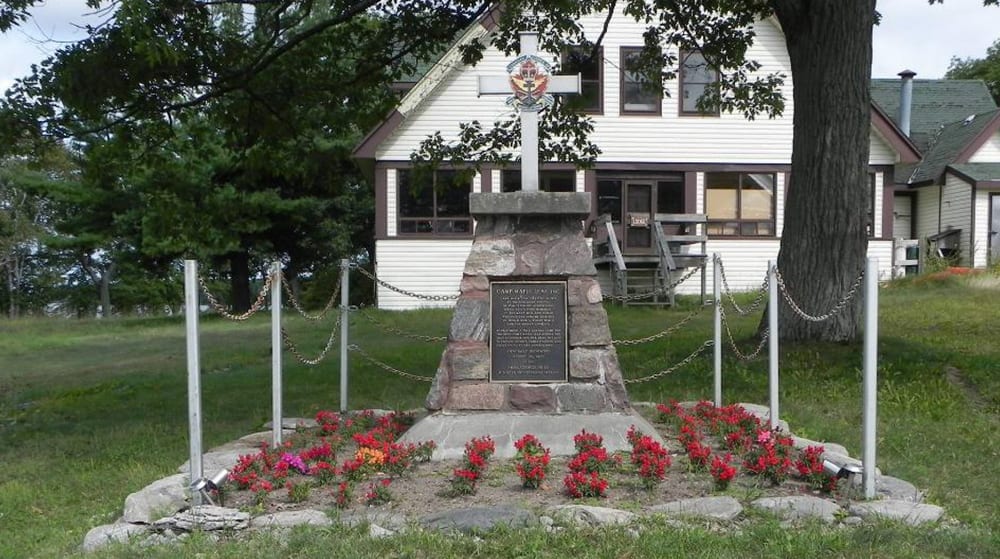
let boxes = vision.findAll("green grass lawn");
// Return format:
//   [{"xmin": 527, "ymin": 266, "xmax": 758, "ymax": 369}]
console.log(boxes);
[{"xmin": 0, "ymin": 276, "xmax": 997, "ymax": 558}]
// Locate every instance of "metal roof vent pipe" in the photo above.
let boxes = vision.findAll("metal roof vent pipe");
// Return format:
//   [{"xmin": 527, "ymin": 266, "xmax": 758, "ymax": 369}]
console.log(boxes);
[{"xmin": 898, "ymin": 69, "xmax": 917, "ymax": 137}]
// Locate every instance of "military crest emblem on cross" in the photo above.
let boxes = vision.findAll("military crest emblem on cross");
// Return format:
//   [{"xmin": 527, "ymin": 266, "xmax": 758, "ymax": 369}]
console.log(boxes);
[{"xmin": 506, "ymin": 54, "xmax": 553, "ymax": 111}]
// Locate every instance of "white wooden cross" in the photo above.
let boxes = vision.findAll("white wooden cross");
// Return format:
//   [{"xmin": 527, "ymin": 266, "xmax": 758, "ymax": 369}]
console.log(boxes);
[{"xmin": 478, "ymin": 32, "xmax": 581, "ymax": 191}]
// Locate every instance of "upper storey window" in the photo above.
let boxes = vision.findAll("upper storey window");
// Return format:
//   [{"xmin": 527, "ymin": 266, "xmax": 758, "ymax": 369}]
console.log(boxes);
[
  {"xmin": 621, "ymin": 47, "xmax": 661, "ymax": 115},
  {"xmin": 679, "ymin": 50, "xmax": 719, "ymax": 116},
  {"xmin": 562, "ymin": 46, "xmax": 603, "ymax": 114}
]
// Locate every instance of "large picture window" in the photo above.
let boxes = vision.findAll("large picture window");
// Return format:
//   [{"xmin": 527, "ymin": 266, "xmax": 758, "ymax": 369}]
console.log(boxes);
[
  {"xmin": 562, "ymin": 46, "xmax": 603, "ymax": 114},
  {"xmin": 620, "ymin": 47, "xmax": 661, "ymax": 115},
  {"xmin": 501, "ymin": 170, "xmax": 576, "ymax": 193},
  {"xmin": 397, "ymin": 169, "xmax": 472, "ymax": 235},
  {"xmin": 679, "ymin": 50, "xmax": 719, "ymax": 116},
  {"xmin": 705, "ymin": 172, "xmax": 775, "ymax": 236}
]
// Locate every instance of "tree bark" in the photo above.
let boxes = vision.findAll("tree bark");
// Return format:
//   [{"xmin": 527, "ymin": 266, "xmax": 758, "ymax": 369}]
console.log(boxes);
[
  {"xmin": 81, "ymin": 253, "xmax": 116, "ymax": 319},
  {"xmin": 6, "ymin": 265, "xmax": 18, "ymax": 319},
  {"xmin": 99, "ymin": 262, "xmax": 116, "ymax": 318},
  {"xmin": 229, "ymin": 250, "xmax": 252, "ymax": 313},
  {"xmin": 768, "ymin": 0, "xmax": 875, "ymax": 342}
]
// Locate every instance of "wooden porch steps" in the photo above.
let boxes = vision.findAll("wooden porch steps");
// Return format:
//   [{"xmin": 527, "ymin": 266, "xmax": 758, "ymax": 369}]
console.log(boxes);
[{"xmin": 592, "ymin": 213, "xmax": 709, "ymax": 307}]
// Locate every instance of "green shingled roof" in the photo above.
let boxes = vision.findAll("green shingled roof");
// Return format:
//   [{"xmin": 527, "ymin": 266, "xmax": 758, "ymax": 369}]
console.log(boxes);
[
  {"xmin": 906, "ymin": 108, "xmax": 1000, "ymax": 184},
  {"xmin": 949, "ymin": 162, "xmax": 1000, "ymax": 182},
  {"xmin": 870, "ymin": 79, "xmax": 997, "ymax": 153}
]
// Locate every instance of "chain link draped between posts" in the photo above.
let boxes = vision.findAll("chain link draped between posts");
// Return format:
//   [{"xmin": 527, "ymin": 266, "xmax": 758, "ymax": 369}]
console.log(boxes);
[
  {"xmin": 280, "ymin": 315, "xmax": 341, "ymax": 366},
  {"xmin": 612, "ymin": 303, "xmax": 708, "ymax": 346},
  {"xmin": 198, "ymin": 272, "xmax": 272, "ymax": 321},
  {"xmin": 717, "ymin": 258, "xmax": 769, "ymax": 316},
  {"xmin": 774, "ymin": 267, "xmax": 865, "ymax": 322},
  {"xmin": 713, "ymin": 257, "xmax": 769, "ymax": 362},
  {"xmin": 355, "ymin": 266, "xmax": 459, "ymax": 302},
  {"xmin": 603, "ymin": 265, "xmax": 702, "ymax": 303},
  {"xmin": 280, "ymin": 270, "xmax": 342, "ymax": 321},
  {"xmin": 348, "ymin": 343, "xmax": 435, "ymax": 382},
  {"xmin": 717, "ymin": 294, "xmax": 769, "ymax": 361},
  {"xmin": 356, "ymin": 306, "xmax": 448, "ymax": 342},
  {"xmin": 623, "ymin": 340, "xmax": 714, "ymax": 384}
]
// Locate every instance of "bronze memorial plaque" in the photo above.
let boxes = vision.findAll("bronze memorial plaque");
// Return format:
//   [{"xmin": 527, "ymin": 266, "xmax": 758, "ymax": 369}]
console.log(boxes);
[{"xmin": 490, "ymin": 281, "xmax": 568, "ymax": 382}]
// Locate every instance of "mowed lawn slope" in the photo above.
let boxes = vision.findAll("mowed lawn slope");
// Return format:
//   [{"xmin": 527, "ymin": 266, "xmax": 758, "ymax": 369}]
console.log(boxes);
[{"xmin": 0, "ymin": 276, "xmax": 997, "ymax": 557}]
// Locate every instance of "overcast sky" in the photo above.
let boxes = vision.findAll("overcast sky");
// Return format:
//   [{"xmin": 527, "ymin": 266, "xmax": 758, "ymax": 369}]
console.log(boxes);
[{"xmin": 0, "ymin": 0, "xmax": 998, "ymax": 95}]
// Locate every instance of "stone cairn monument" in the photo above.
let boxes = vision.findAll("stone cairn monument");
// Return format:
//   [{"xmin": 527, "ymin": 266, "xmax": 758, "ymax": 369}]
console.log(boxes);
[
  {"xmin": 401, "ymin": 32, "xmax": 651, "ymax": 458},
  {"xmin": 422, "ymin": 30, "xmax": 631, "ymax": 415},
  {"xmin": 425, "ymin": 191, "xmax": 630, "ymax": 413}
]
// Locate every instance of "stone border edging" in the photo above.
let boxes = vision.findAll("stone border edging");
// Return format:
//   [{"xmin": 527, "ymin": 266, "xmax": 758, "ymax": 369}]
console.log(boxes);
[{"xmin": 82, "ymin": 404, "xmax": 944, "ymax": 552}]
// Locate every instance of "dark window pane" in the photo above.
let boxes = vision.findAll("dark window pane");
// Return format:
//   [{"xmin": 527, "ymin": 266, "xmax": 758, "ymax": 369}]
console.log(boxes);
[
  {"xmin": 563, "ymin": 47, "xmax": 602, "ymax": 113},
  {"xmin": 400, "ymin": 219, "xmax": 433, "ymax": 233},
  {"xmin": 437, "ymin": 219, "xmax": 471, "ymax": 234},
  {"xmin": 501, "ymin": 171, "xmax": 520, "ymax": 192},
  {"xmin": 543, "ymin": 171, "xmax": 575, "ymax": 192},
  {"xmin": 597, "ymin": 180, "xmax": 622, "ymax": 222},
  {"xmin": 436, "ymin": 172, "xmax": 470, "ymax": 218},
  {"xmin": 398, "ymin": 170, "xmax": 433, "ymax": 217},
  {"xmin": 656, "ymin": 180, "xmax": 684, "ymax": 214}
]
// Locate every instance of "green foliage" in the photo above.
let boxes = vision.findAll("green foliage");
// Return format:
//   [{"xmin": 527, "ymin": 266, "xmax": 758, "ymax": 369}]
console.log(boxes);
[
  {"xmin": 946, "ymin": 37, "xmax": 1000, "ymax": 104},
  {"xmin": 0, "ymin": 1, "xmax": 481, "ymax": 310}
]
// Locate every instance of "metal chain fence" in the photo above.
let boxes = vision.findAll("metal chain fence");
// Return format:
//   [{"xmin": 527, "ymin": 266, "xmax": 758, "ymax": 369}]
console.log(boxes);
[
  {"xmin": 623, "ymin": 340, "xmax": 714, "ymax": 384},
  {"xmin": 198, "ymin": 272, "xmax": 272, "ymax": 321},
  {"xmin": 280, "ymin": 270, "xmax": 342, "ymax": 321},
  {"xmin": 774, "ymin": 267, "xmax": 865, "ymax": 323},
  {"xmin": 717, "ymin": 258, "xmax": 769, "ymax": 316},
  {"xmin": 612, "ymin": 304, "xmax": 708, "ymax": 346},
  {"xmin": 356, "ymin": 306, "xmax": 447, "ymax": 342},
  {"xmin": 603, "ymin": 265, "xmax": 702, "ymax": 303},
  {"xmin": 281, "ymin": 316, "xmax": 341, "ymax": 366},
  {"xmin": 719, "ymin": 303, "xmax": 769, "ymax": 361},
  {"xmin": 348, "ymin": 344, "xmax": 435, "ymax": 382},
  {"xmin": 355, "ymin": 266, "xmax": 459, "ymax": 302}
]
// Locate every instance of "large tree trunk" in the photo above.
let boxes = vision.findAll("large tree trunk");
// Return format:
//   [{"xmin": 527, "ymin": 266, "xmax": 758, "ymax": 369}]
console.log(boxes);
[
  {"xmin": 769, "ymin": 0, "xmax": 875, "ymax": 342},
  {"xmin": 229, "ymin": 250, "xmax": 252, "ymax": 313}
]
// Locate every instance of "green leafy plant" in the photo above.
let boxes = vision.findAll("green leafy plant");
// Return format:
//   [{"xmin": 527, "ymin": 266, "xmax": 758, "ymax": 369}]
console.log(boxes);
[{"xmin": 514, "ymin": 434, "xmax": 551, "ymax": 489}]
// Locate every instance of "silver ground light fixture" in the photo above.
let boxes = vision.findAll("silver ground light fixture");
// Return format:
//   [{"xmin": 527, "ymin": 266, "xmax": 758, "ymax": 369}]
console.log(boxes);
[
  {"xmin": 190, "ymin": 468, "xmax": 229, "ymax": 506},
  {"xmin": 823, "ymin": 460, "xmax": 863, "ymax": 480}
]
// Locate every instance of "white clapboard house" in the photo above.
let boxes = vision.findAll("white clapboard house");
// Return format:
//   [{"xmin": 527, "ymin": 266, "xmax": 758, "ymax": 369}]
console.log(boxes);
[
  {"xmin": 870, "ymin": 77, "xmax": 1000, "ymax": 271},
  {"xmin": 354, "ymin": 7, "xmax": 999, "ymax": 310}
]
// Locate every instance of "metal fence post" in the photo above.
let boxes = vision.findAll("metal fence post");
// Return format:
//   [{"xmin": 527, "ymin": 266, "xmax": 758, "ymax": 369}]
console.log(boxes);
[
  {"xmin": 863, "ymin": 257, "xmax": 879, "ymax": 499},
  {"xmin": 713, "ymin": 253, "xmax": 722, "ymax": 407},
  {"xmin": 340, "ymin": 259, "xmax": 350, "ymax": 413},
  {"xmin": 768, "ymin": 261, "xmax": 779, "ymax": 430},
  {"xmin": 271, "ymin": 261, "xmax": 283, "ymax": 448},
  {"xmin": 183, "ymin": 260, "xmax": 203, "ymax": 505}
]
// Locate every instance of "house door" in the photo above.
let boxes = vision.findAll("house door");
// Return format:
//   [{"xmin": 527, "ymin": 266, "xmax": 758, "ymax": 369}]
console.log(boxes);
[
  {"xmin": 991, "ymin": 193, "xmax": 1000, "ymax": 264},
  {"xmin": 595, "ymin": 175, "xmax": 686, "ymax": 255},
  {"xmin": 893, "ymin": 193, "xmax": 913, "ymax": 239},
  {"xmin": 624, "ymin": 182, "xmax": 653, "ymax": 251}
]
